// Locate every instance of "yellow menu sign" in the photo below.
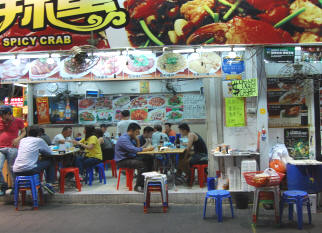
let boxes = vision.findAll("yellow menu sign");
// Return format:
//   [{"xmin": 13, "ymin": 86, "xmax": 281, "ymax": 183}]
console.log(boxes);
[
  {"xmin": 231, "ymin": 78, "xmax": 258, "ymax": 97},
  {"xmin": 225, "ymin": 97, "xmax": 246, "ymax": 127}
]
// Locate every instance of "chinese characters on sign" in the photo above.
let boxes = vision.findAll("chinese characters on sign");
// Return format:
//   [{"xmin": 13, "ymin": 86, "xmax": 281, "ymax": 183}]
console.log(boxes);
[
  {"xmin": 230, "ymin": 78, "xmax": 258, "ymax": 97},
  {"xmin": 264, "ymin": 47, "xmax": 295, "ymax": 63},
  {"xmin": 225, "ymin": 97, "xmax": 246, "ymax": 127}
]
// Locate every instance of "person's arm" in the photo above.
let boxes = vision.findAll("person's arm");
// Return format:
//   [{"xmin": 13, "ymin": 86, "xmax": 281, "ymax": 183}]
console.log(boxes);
[
  {"xmin": 39, "ymin": 139, "xmax": 52, "ymax": 156},
  {"xmin": 12, "ymin": 126, "xmax": 26, "ymax": 147},
  {"xmin": 76, "ymin": 136, "xmax": 96, "ymax": 150},
  {"xmin": 186, "ymin": 133, "xmax": 195, "ymax": 153},
  {"xmin": 119, "ymin": 137, "xmax": 143, "ymax": 155},
  {"xmin": 98, "ymin": 137, "xmax": 104, "ymax": 145},
  {"xmin": 135, "ymin": 136, "xmax": 140, "ymax": 148}
]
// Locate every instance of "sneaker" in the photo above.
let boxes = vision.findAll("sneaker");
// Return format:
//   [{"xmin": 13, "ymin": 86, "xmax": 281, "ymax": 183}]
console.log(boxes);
[
  {"xmin": 42, "ymin": 184, "xmax": 55, "ymax": 195},
  {"xmin": 134, "ymin": 185, "xmax": 143, "ymax": 193}
]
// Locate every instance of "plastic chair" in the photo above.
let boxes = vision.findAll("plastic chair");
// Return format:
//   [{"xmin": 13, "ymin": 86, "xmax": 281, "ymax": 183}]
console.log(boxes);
[
  {"xmin": 190, "ymin": 164, "xmax": 208, "ymax": 188},
  {"xmin": 143, "ymin": 174, "xmax": 168, "ymax": 213},
  {"xmin": 85, "ymin": 163, "xmax": 106, "ymax": 186},
  {"xmin": 252, "ymin": 186, "xmax": 280, "ymax": 224},
  {"xmin": 203, "ymin": 190, "xmax": 234, "ymax": 222},
  {"xmin": 59, "ymin": 167, "xmax": 82, "ymax": 193},
  {"xmin": 104, "ymin": 160, "xmax": 117, "ymax": 178},
  {"xmin": 116, "ymin": 168, "xmax": 134, "ymax": 191},
  {"xmin": 280, "ymin": 190, "xmax": 312, "ymax": 229},
  {"xmin": 14, "ymin": 174, "xmax": 43, "ymax": 210}
]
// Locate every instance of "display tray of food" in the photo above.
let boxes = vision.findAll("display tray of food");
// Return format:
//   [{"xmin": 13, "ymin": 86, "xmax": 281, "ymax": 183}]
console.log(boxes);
[{"xmin": 243, "ymin": 170, "xmax": 285, "ymax": 188}]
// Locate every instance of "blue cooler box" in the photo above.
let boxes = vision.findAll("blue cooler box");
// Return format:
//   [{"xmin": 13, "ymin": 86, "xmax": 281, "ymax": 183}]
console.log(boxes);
[{"xmin": 287, "ymin": 164, "xmax": 322, "ymax": 193}]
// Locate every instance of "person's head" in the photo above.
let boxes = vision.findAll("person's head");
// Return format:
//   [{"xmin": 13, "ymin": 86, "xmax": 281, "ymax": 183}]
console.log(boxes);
[
  {"xmin": 84, "ymin": 126, "xmax": 96, "ymax": 140},
  {"xmin": 121, "ymin": 110, "xmax": 130, "ymax": 120},
  {"xmin": 39, "ymin": 127, "xmax": 45, "ymax": 135},
  {"xmin": 96, "ymin": 128, "xmax": 104, "ymax": 138},
  {"xmin": 154, "ymin": 124, "xmax": 162, "ymax": 132},
  {"xmin": 62, "ymin": 126, "xmax": 72, "ymax": 138},
  {"xmin": 143, "ymin": 126, "xmax": 154, "ymax": 139},
  {"xmin": 0, "ymin": 105, "xmax": 13, "ymax": 121},
  {"xmin": 100, "ymin": 124, "xmax": 108, "ymax": 133},
  {"xmin": 27, "ymin": 125, "xmax": 41, "ymax": 137},
  {"xmin": 165, "ymin": 123, "xmax": 172, "ymax": 133},
  {"xmin": 178, "ymin": 123, "xmax": 190, "ymax": 136},
  {"xmin": 127, "ymin": 123, "xmax": 141, "ymax": 139}
]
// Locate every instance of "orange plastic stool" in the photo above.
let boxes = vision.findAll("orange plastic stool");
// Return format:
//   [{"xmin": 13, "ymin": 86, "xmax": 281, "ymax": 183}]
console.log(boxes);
[
  {"xmin": 59, "ymin": 167, "xmax": 82, "ymax": 193},
  {"xmin": 116, "ymin": 168, "xmax": 134, "ymax": 191},
  {"xmin": 104, "ymin": 160, "xmax": 117, "ymax": 178},
  {"xmin": 190, "ymin": 164, "xmax": 208, "ymax": 188}
]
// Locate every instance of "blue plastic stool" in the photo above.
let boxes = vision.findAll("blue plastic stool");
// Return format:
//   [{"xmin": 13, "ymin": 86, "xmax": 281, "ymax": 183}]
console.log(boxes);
[
  {"xmin": 203, "ymin": 190, "xmax": 234, "ymax": 222},
  {"xmin": 14, "ymin": 174, "xmax": 43, "ymax": 210},
  {"xmin": 85, "ymin": 163, "xmax": 106, "ymax": 185},
  {"xmin": 280, "ymin": 190, "xmax": 312, "ymax": 229}
]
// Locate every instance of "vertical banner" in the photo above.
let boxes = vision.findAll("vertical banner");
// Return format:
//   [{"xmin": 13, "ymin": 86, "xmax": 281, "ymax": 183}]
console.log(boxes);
[
  {"xmin": 36, "ymin": 97, "xmax": 50, "ymax": 124},
  {"xmin": 225, "ymin": 97, "xmax": 246, "ymax": 127},
  {"xmin": 140, "ymin": 80, "xmax": 150, "ymax": 94}
]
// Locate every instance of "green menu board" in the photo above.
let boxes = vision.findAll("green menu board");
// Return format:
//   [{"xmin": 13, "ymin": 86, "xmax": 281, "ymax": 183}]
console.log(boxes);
[
  {"xmin": 225, "ymin": 97, "xmax": 246, "ymax": 127},
  {"xmin": 231, "ymin": 78, "xmax": 258, "ymax": 97}
]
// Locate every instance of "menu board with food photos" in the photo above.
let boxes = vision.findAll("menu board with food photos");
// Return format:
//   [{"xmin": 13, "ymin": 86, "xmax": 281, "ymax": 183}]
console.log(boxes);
[
  {"xmin": 267, "ymin": 77, "xmax": 304, "ymax": 127},
  {"xmin": 78, "ymin": 93, "xmax": 205, "ymax": 124}
]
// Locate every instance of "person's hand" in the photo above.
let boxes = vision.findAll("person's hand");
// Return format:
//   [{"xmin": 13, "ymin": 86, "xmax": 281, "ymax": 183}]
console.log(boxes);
[
  {"xmin": 146, "ymin": 146, "xmax": 154, "ymax": 151},
  {"xmin": 72, "ymin": 140, "xmax": 80, "ymax": 146},
  {"xmin": 12, "ymin": 138, "xmax": 21, "ymax": 147}
]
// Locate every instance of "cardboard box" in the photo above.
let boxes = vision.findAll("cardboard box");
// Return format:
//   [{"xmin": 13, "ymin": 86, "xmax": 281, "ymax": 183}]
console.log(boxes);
[{"xmin": 294, "ymin": 194, "xmax": 317, "ymax": 214}]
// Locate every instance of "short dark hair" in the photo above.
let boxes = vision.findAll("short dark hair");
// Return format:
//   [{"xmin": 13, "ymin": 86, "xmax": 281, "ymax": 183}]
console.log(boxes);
[
  {"xmin": 143, "ymin": 126, "xmax": 154, "ymax": 133},
  {"xmin": 165, "ymin": 123, "xmax": 172, "ymax": 127},
  {"xmin": 39, "ymin": 128, "xmax": 45, "ymax": 134},
  {"xmin": 27, "ymin": 125, "xmax": 41, "ymax": 137},
  {"xmin": 121, "ymin": 110, "xmax": 130, "ymax": 117},
  {"xmin": 127, "ymin": 123, "xmax": 141, "ymax": 132},
  {"xmin": 100, "ymin": 124, "xmax": 108, "ymax": 128},
  {"xmin": 62, "ymin": 126, "xmax": 72, "ymax": 133},
  {"xmin": 95, "ymin": 128, "xmax": 103, "ymax": 138},
  {"xmin": 178, "ymin": 123, "xmax": 190, "ymax": 132},
  {"xmin": 154, "ymin": 125, "xmax": 162, "ymax": 132}
]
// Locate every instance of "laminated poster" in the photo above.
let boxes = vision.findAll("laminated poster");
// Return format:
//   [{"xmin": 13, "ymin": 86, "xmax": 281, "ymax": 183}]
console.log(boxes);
[
  {"xmin": 231, "ymin": 78, "xmax": 258, "ymax": 97},
  {"xmin": 36, "ymin": 97, "xmax": 50, "ymax": 124},
  {"xmin": 225, "ymin": 97, "xmax": 246, "ymax": 127}
]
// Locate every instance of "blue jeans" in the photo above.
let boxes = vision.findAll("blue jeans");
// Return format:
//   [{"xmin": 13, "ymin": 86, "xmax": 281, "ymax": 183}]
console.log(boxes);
[
  {"xmin": 75, "ymin": 156, "xmax": 101, "ymax": 175},
  {"xmin": 14, "ymin": 160, "xmax": 55, "ymax": 183},
  {"xmin": 0, "ymin": 148, "xmax": 18, "ymax": 184}
]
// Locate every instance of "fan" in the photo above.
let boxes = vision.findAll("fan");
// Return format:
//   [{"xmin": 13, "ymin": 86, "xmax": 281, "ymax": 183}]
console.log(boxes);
[
  {"xmin": 277, "ymin": 62, "xmax": 320, "ymax": 92},
  {"xmin": 63, "ymin": 45, "xmax": 100, "ymax": 74}
]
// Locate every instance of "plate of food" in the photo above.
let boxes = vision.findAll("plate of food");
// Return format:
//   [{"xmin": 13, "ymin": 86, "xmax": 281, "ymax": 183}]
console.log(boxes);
[
  {"xmin": 124, "ymin": 54, "xmax": 156, "ymax": 75},
  {"xmin": 114, "ymin": 110, "xmax": 123, "ymax": 121},
  {"xmin": 188, "ymin": 52, "xmax": 221, "ymax": 74},
  {"xmin": 148, "ymin": 96, "xmax": 166, "ymax": 108},
  {"xmin": 166, "ymin": 110, "xmax": 183, "ymax": 121},
  {"xmin": 148, "ymin": 109, "xmax": 166, "ymax": 121},
  {"xmin": 91, "ymin": 55, "xmax": 125, "ymax": 77},
  {"xmin": 131, "ymin": 109, "xmax": 148, "ymax": 121},
  {"xmin": 29, "ymin": 58, "xmax": 60, "ymax": 78},
  {"xmin": 0, "ymin": 59, "xmax": 29, "ymax": 80},
  {"xmin": 130, "ymin": 96, "xmax": 148, "ymax": 108},
  {"xmin": 79, "ymin": 99, "xmax": 95, "ymax": 109},
  {"xmin": 79, "ymin": 111, "xmax": 96, "ymax": 124},
  {"xmin": 60, "ymin": 56, "xmax": 99, "ymax": 78},
  {"xmin": 95, "ymin": 98, "xmax": 113, "ymax": 110},
  {"xmin": 113, "ymin": 96, "xmax": 131, "ymax": 109},
  {"xmin": 279, "ymin": 90, "xmax": 303, "ymax": 105},
  {"xmin": 167, "ymin": 95, "xmax": 183, "ymax": 107},
  {"xmin": 96, "ymin": 110, "xmax": 113, "ymax": 122},
  {"xmin": 157, "ymin": 53, "xmax": 187, "ymax": 74}
]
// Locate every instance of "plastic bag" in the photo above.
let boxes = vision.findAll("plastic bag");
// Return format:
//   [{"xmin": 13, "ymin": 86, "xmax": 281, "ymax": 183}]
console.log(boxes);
[
  {"xmin": 217, "ymin": 174, "xmax": 229, "ymax": 190},
  {"xmin": 269, "ymin": 143, "xmax": 292, "ymax": 173},
  {"xmin": 263, "ymin": 168, "xmax": 279, "ymax": 177}
]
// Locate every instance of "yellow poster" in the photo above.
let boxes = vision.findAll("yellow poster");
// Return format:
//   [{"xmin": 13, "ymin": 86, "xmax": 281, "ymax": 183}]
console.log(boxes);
[
  {"xmin": 225, "ymin": 97, "xmax": 246, "ymax": 127},
  {"xmin": 140, "ymin": 81, "xmax": 150, "ymax": 94}
]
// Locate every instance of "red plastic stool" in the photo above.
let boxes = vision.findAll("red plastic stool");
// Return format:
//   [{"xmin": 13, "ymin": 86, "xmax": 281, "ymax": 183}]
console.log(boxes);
[
  {"xmin": 59, "ymin": 167, "xmax": 82, "ymax": 194},
  {"xmin": 190, "ymin": 164, "xmax": 208, "ymax": 188},
  {"xmin": 104, "ymin": 160, "xmax": 117, "ymax": 178},
  {"xmin": 116, "ymin": 168, "xmax": 134, "ymax": 191}
]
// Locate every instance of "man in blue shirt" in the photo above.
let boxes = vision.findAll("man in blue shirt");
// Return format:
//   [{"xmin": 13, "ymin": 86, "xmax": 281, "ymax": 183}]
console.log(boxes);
[{"xmin": 115, "ymin": 123, "xmax": 154, "ymax": 192}]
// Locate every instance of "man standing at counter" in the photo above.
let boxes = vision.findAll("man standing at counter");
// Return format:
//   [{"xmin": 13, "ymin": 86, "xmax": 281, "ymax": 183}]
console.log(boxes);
[
  {"xmin": 52, "ymin": 126, "xmax": 73, "ymax": 145},
  {"xmin": 116, "ymin": 110, "xmax": 137, "ymax": 137},
  {"xmin": 0, "ymin": 105, "xmax": 26, "ymax": 195},
  {"xmin": 115, "ymin": 123, "xmax": 154, "ymax": 192}
]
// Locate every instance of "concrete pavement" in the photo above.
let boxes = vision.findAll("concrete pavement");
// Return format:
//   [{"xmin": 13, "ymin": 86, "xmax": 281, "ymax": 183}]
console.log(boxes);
[{"xmin": 0, "ymin": 203, "xmax": 321, "ymax": 233}]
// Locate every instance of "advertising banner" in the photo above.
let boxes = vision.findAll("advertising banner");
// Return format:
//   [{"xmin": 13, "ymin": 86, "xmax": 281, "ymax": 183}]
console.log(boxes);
[{"xmin": 0, "ymin": 0, "xmax": 320, "ymax": 53}]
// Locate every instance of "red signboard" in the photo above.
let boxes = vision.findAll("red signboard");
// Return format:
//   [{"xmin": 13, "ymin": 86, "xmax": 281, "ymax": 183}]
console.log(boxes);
[
  {"xmin": 4, "ymin": 97, "xmax": 24, "ymax": 107},
  {"xmin": 0, "ymin": 0, "xmax": 320, "ymax": 53}
]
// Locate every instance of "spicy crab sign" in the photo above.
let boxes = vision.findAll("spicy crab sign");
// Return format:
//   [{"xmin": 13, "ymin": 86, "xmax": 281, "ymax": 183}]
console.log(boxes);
[{"xmin": 0, "ymin": 0, "xmax": 321, "ymax": 53}]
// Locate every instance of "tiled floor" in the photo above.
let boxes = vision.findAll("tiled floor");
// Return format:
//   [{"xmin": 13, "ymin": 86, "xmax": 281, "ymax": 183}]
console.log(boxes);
[{"xmin": 62, "ymin": 169, "xmax": 207, "ymax": 195}]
